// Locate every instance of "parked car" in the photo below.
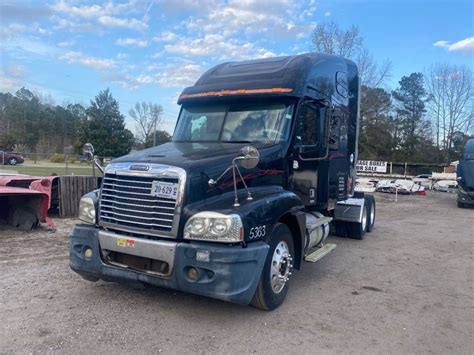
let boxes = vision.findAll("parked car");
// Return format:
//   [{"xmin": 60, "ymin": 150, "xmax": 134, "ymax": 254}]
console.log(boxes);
[
  {"xmin": 412, "ymin": 174, "xmax": 432, "ymax": 189},
  {"xmin": 0, "ymin": 150, "xmax": 25, "ymax": 165}
]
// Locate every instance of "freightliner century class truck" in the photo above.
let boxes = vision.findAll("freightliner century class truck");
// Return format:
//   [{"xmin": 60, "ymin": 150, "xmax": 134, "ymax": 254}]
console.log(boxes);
[{"xmin": 70, "ymin": 53, "xmax": 376, "ymax": 310}]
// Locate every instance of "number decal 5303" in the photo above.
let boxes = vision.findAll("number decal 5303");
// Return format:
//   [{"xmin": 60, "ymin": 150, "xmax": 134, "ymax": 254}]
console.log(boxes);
[{"xmin": 249, "ymin": 225, "xmax": 266, "ymax": 239}]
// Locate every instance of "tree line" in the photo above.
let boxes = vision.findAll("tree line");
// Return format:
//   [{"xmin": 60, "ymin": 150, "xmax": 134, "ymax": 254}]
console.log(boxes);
[
  {"xmin": 0, "ymin": 88, "xmax": 170, "ymax": 157},
  {"xmin": 313, "ymin": 21, "xmax": 473, "ymax": 163}
]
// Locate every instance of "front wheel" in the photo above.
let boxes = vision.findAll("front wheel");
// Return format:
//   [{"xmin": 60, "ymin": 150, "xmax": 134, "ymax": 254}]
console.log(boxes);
[
  {"xmin": 251, "ymin": 223, "xmax": 294, "ymax": 311},
  {"xmin": 8, "ymin": 157, "xmax": 18, "ymax": 165}
]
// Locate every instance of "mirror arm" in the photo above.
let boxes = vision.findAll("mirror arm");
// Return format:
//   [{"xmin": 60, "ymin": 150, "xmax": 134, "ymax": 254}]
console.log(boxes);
[
  {"xmin": 208, "ymin": 165, "xmax": 233, "ymax": 187},
  {"xmin": 93, "ymin": 157, "xmax": 104, "ymax": 174}
]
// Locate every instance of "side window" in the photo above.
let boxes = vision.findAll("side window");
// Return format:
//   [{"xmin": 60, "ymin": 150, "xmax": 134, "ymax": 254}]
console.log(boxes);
[
  {"xmin": 336, "ymin": 72, "xmax": 348, "ymax": 98},
  {"xmin": 298, "ymin": 103, "xmax": 320, "ymax": 146}
]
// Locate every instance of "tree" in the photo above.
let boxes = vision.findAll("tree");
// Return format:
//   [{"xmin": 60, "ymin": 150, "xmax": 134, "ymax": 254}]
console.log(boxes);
[
  {"xmin": 312, "ymin": 21, "xmax": 391, "ymax": 87},
  {"xmin": 392, "ymin": 73, "xmax": 431, "ymax": 161},
  {"xmin": 359, "ymin": 86, "xmax": 395, "ymax": 160},
  {"xmin": 80, "ymin": 89, "xmax": 134, "ymax": 157},
  {"xmin": 425, "ymin": 63, "xmax": 474, "ymax": 162},
  {"xmin": 312, "ymin": 20, "xmax": 363, "ymax": 58},
  {"xmin": 129, "ymin": 101, "xmax": 163, "ymax": 145},
  {"xmin": 145, "ymin": 130, "xmax": 171, "ymax": 148}
]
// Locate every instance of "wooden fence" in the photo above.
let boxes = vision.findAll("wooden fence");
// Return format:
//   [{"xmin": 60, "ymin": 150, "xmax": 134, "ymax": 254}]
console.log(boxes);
[{"xmin": 59, "ymin": 175, "xmax": 99, "ymax": 217}]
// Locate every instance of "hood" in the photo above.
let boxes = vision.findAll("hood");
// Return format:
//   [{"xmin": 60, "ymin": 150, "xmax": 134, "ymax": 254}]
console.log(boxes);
[
  {"xmin": 111, "ymin": 142, "xmax": 277, "ymax": 177},
  {"xmin": 109, "ymin": 142, "xmax": 288, "ymax": 206}
]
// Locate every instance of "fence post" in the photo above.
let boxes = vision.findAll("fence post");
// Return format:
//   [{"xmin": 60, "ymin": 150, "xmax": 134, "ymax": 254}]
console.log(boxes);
[
  {"xmin": 390, "ymin": 162, "xmax": 393, "ymax": 175},
  {"xmin": 404, "ymin": 162, "xmax": 407, "ymax": 177}
]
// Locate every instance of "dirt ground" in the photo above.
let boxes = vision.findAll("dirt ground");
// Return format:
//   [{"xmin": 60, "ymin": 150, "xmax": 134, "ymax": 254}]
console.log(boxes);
[{"xmin": 0, "ymin": 192, "xmax": 472, "ymax": 354}]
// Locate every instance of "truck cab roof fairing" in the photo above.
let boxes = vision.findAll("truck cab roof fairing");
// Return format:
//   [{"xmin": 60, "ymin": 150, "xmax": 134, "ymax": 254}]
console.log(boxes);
[{"xmin": 178, "ymin": 53, "xmax": 356, "ymax": 104}]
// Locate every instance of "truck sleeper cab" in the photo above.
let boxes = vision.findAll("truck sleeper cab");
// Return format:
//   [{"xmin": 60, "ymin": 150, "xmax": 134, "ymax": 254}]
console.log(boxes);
[{"xmin": 70, "ymin": 53, "xmax": 376, "ymax": 310}]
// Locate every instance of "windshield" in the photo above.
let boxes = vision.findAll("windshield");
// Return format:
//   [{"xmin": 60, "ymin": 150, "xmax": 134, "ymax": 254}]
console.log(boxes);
[{"xmin": 172, "ymin": 102, "xmax": 294, "ymax": 143}]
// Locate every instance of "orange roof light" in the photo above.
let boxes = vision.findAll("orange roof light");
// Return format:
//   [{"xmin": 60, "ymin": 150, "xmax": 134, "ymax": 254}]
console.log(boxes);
[{"xmin": 179, "ymin": 87, "xmax": 293, "ymax": 100}]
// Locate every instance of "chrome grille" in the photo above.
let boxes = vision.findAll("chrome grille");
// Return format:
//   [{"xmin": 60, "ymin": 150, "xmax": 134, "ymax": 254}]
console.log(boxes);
[{"xmin": 100, "ymin": 173, "xmax": 178, "ymax": 234}]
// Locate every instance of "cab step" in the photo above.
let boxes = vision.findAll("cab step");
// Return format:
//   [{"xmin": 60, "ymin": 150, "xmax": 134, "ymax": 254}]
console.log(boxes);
[{"xmin": 304, "ymin": 243, "xmax": 337, "ymax": 263}]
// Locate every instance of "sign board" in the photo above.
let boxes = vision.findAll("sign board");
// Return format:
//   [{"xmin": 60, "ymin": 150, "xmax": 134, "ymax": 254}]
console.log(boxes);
[{"xmin": 356, "ymin": 160, "xmax": 387, "ymax": 173}]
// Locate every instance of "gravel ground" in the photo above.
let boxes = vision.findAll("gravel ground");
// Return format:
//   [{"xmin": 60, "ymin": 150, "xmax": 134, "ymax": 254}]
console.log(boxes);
[{"xmin": 0, "ymin": 192, "xmax": 472, "ymax": 354}]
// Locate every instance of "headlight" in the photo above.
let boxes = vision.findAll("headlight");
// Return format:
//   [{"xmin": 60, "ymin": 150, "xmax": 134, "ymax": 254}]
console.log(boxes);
[
  {"xmin": 78, "ymin": 196, "xmax": 96, "ymax": 224},
  {"xmin": 458, "ymin": 185, "xmax": 466, "ymax": 194},
  {"xmin": 184, "ymin": 212, "xmax": 243, "ymax": 243}
]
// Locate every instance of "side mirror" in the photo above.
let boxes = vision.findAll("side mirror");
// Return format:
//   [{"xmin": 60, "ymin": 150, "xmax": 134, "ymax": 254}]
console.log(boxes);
[
  {"xmin": 82, "ymin": 143, "xmax": 95, "ymax": 161},
  {"xmin": 239, "ymin": 145, "xmax": 260, "ymax": 169}
]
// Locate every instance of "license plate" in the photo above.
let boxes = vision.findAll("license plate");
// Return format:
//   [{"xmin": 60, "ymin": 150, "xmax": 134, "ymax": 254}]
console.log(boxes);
[{"xmin": 151, "ymin": 181, "xmax": 178, "ymax": 200}]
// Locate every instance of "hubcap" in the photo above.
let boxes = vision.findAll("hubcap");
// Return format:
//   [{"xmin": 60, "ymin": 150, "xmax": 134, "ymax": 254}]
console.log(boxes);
[
  {"xmin": 270, "ymin": 241, "xmax": 293, "ymax": 294},
  {"xmin": 361, "ymin": 206, "xmax": 367, "ymax": 231},
  {"xmin": 370, "ymin": 203, "xmax": 375, "ymax": 226}
]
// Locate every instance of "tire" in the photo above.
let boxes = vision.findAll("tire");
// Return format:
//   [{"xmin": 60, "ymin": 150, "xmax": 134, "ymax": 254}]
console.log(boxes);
[
  {"xmin": 457, "ymin": 201, "xmax": 465, "ymax": 208},
  {"xmin": 8, "ymin": 157, "xmax": 17, "ymax": 165},
  {"xmin": 365, "ymin": 195, "xmax": 376, "ymax": 232},
  {"xmin": 346, "ymin": 202, "xmax": 368, "ymax": 240},
  {"xmin": 251, "ymin": 223, "xmax": 294, "ymax": 311}
]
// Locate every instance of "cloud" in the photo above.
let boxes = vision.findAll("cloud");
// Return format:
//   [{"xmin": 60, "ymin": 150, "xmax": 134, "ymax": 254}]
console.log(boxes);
[
  {"xmin": 434, "ymin": 37, "xmax": 474, "ymax": 53},
  {"xmin": 185, "ymin": 0, "xmax": 311, "ymax": 39},
  {"xmin": 116, "ymin": 37, "xmax": 149, "ymax": 47},
  {"xmin": 433, "ymin": 40, "xmax": 450, "ymax": 48},
  {"xmin": 448, "ymin": 37, "xmax": 474, "ymax": 53},
  {"xmin": 156, "ymin": 64, "xmax": 205, "ymax": 88},
  {"xmin": 0, "ymin": 64, "xmax": 28, "ymax": 91},
  {"xmin": 0, "ymin": 2, "xmax": 52, "ymax": 21},
  {"xmin": 57, "ymin": 40, "xmax": 74, "ymax": 48},
  {"xmin": 51, "ymin": 0, "xmax": 142, "ymax": 19},
  {"xmin": 153, "ymin": 31, "xmax": 178, "ymax": 43},
  {"xmin": 98, "ymin": 16, "xmax": 147, "ymax": 31},
  {"xmin": 163, "ymin": 33, "xmax": 277, "ymax": 61},
  {"xmin": 50, "ymin": 0, "xmax": 148, "ymax": 31},
  {"xmin": 60, "ymin": 51, "xmax": 116, "ymax": 70},
  {"xmin": 104, "ymin": 73, "xmax": 154, "ymax": 90},
  {"xmin": 324, "ymin": 11, "xmax": 331, "ymax": 17}
]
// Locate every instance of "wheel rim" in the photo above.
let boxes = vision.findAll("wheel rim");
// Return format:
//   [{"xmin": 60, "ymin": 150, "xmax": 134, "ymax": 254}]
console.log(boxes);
[
  {"xmin": 270, "ymin": 241, "xmax": 293, "ymax": 294},
  {"xmin": 370, "ymin": 203, "xmax": 375, "ymax": 226},
  {"xmin": 361, "ymin": 206, "xmax": 367, "ymax": 231},
  {"xmin": 10, "ymin": 158, "xmax": 17, "ymax": 165}
]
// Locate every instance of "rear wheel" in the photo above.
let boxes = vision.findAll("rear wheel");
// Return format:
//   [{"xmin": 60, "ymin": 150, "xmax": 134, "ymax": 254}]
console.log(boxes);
[
  {"xmin": 346, "ymin": 203, "xmax": 367, "ymax": 240},
  {"xmin": 251, "ymin": 223, "xmax": 294, "ymax": 311},
  {"xmin": 365, "ymin": 195, "xmax": 376, "ymax": 232}
]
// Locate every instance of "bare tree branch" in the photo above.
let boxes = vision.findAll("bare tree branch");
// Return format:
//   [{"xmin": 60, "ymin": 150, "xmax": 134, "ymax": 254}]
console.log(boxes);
[
  {"xmin": 312, "ymin": 21, "xmax": 391, "ymax": 88},
  {"xmin": 129, "ymin": 102, "xmax": 163, "ymax": 145}
]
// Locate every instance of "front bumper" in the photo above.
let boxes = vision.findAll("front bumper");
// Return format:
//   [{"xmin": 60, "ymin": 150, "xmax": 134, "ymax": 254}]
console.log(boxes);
[
  {"xmin": 458, "ymin": 189, "xmax": 474, "ymax": 205},
  {"xmin": 69, "ymin": 225, "xmax": 269, "ymax": 305}
]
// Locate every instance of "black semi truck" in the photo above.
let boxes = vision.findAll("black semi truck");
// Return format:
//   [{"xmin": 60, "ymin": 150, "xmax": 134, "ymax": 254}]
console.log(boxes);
[{"xmin": 70, "ymin": 53, "xmax": 376, "ymax": 310}]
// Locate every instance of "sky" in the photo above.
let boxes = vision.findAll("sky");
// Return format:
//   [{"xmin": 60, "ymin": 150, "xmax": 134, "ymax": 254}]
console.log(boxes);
[{"xmin": 1, "ymin": 0, "xmax": 473, "ymax": 134}]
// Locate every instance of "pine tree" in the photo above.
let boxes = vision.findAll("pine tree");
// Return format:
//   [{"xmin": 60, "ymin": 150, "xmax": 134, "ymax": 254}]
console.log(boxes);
[
  {"xmin": 80, "ymin": 89, "xmax": 134, "ymax": 157},
  {"xmin": 392, "ymin": 73, "xmax": 431, "ymax": 161}
]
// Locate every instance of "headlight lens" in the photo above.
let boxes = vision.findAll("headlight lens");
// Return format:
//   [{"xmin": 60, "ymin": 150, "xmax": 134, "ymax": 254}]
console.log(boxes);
[
  {"xmin": 184, "ymin": 212, "xmax": 243, "ymax": 243},
  {"xmin": 78, "ymin": 196, "xmax": 96, "ymax": 224}
]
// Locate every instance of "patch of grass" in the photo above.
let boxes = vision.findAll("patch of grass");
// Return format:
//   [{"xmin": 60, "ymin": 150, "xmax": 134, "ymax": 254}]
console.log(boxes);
[{"xmin": 2, "ymin": 165, "xmax": 96, "ymax": 176}]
